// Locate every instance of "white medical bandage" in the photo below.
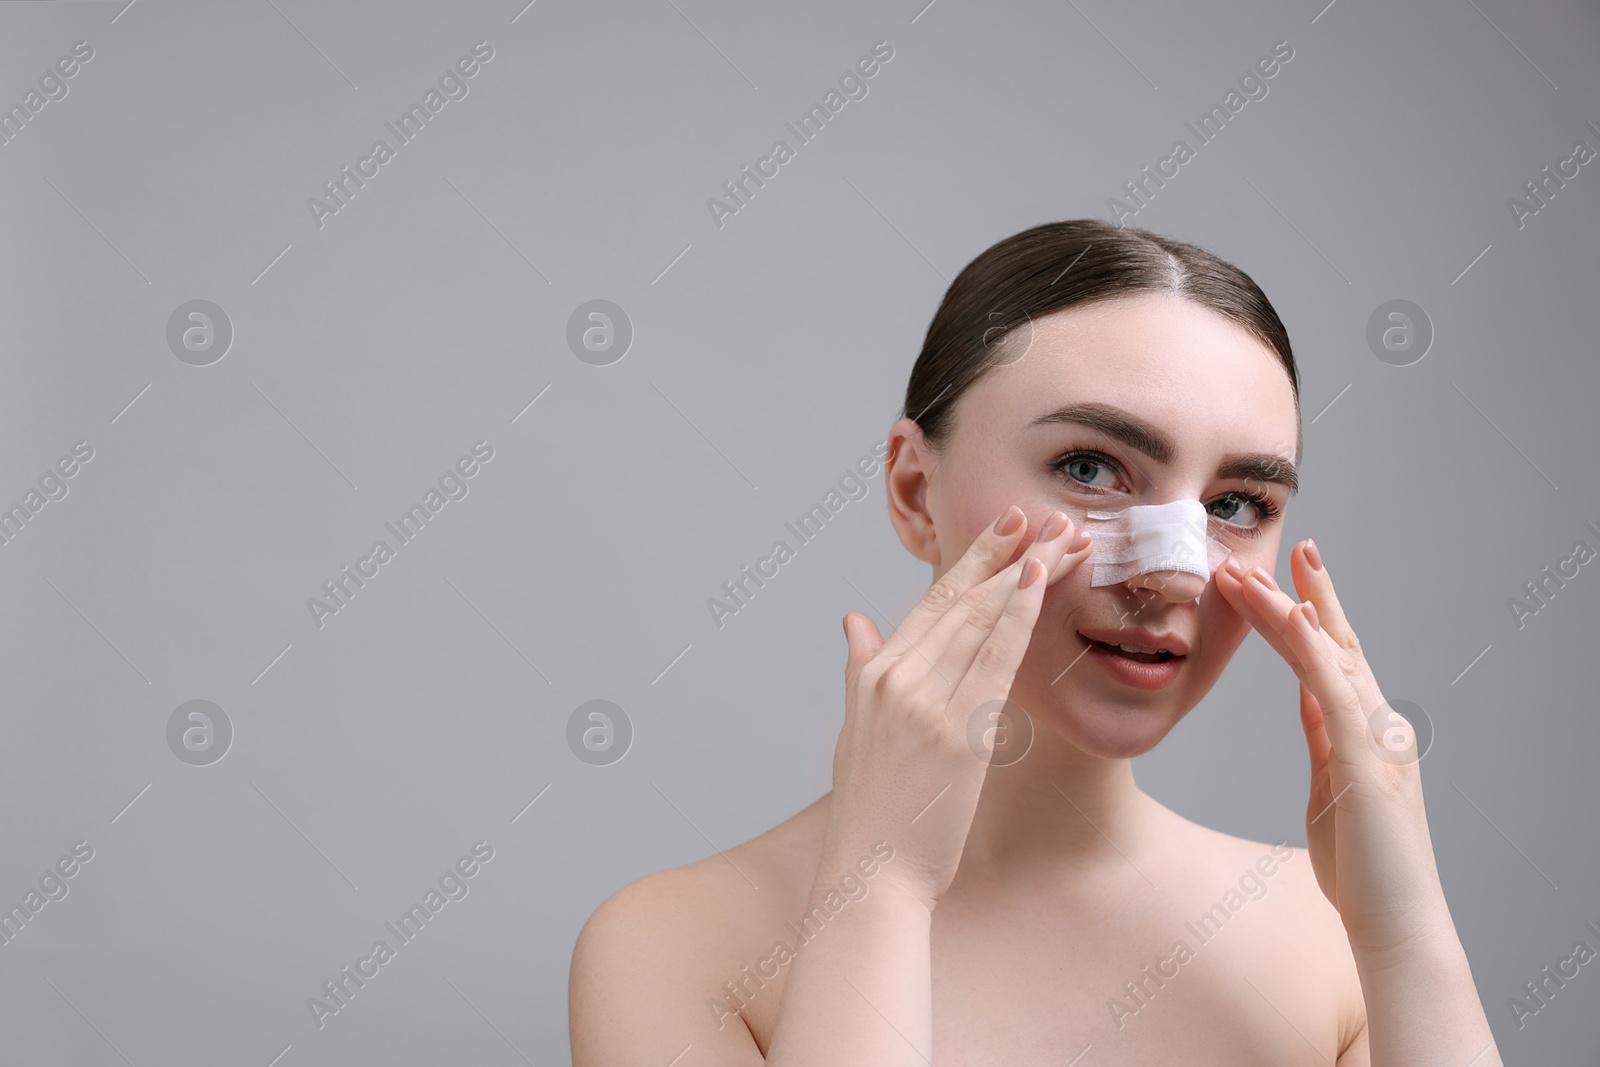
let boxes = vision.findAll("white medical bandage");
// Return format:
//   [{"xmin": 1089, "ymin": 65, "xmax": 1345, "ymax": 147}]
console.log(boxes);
[{"xmin": 1079, "ymin": 498, "xmax": 1232, "ymax": 587}]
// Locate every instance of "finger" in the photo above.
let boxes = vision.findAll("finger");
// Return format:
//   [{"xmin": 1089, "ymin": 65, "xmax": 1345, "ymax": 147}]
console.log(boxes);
[
  {"xmin": 880, "ymin": 504, "xmax": 1037, "ymax": 660},
  {"xmin": 943, "ymin": 553, "xmax": 1051, "ymax": 727},
  {"xmin": 1217, "ymin": 564, "xmax": 1335, "ymax": 791},
  {"xmin": 1282, "ymin": 600, "xmax": 1370, "ymax": 761},
  {"xmin": 1289, "ymin": 539, "xmax": 1362, "ymax": 663},
  {"xmin": 1218, "ymin": 561, "xmax": 1368, "ymax": 747},
  {"xmin": 915, "ymin": 516, "xmax": 1088, "ymax": 693},
  {"xmin": 1213, "ymin": 557, "xmax": 1304, "ymax": 668},
  {"xmin": 1041, "ymin": 525, "xmax": 1093, "ymax": 585},
  {"xmin": 1299, "ymin": 681, "xmax": 1333, "ymax": 783},
  {"xmin": 1301, "ymin": 684, "xmax": 1338, "ymax": 884},
  {"xmin": 995, "ymin": 511, "xmax": 1092, "ymax": 588},
  {"xmin": 1222, "ymin": 559, "xmax": 1355, "ymax": 686},
  {"xmin": 1232, "ymin": 559, "xmax": 1388, "ymax": 722}
]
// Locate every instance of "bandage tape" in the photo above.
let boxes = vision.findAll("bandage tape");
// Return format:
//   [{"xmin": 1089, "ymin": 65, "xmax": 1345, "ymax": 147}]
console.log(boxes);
[{"xmin": 1080, "ymin": 498, "xmax": 1231, "ymax": 588}]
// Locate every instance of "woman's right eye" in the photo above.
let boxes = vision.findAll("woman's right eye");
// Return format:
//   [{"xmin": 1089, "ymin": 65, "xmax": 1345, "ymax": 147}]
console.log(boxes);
[{"xmin": 1050, "ymin": 451, "xmax": 1120, "ymax": 490}]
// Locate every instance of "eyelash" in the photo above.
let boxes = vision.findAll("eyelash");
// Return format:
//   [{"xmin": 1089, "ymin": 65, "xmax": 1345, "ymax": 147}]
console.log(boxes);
[{"xmin": 1048, "ymin": 448, "xmax": 1283, "ymax": 535}]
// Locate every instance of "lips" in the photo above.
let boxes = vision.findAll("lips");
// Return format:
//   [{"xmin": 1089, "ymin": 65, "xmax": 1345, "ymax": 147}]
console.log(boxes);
[
  {"xmin": 1076, "ymin": 627, "xmax": 1190, "ymax": 659},
  {"xmin": 1075, "ymin": 629, "xmax": 1187, "ymax": 690}
]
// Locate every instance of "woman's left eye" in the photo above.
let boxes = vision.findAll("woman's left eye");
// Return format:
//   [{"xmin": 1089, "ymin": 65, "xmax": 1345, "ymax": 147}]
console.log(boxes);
[{"xmin": 1209, "ymin": 491, "xmax": 1279, "ymax": 529}]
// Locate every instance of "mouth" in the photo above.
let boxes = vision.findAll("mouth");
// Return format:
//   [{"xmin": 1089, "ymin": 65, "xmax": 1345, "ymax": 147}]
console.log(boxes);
[
  {"xmin": 1081, "ymin": 638, "xmax": 1176, "ymax": 663},
  {"xmin": 1074, "ymin": 628, "xmax": 1189, "ymax": 690}
]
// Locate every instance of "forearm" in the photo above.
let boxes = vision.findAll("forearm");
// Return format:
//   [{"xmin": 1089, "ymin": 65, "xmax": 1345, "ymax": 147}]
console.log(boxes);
[
  {"xmin": 763, "ymin": 856, "xmax": 934, "ymax": 1066},
  {"xmin": 1355, "ymin": 910, "xmax": 1502, "ymax": 1067}
]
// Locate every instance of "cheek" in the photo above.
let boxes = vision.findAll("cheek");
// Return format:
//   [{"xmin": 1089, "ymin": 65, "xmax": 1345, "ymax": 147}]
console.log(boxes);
[
  {"xmin": 943, "ymin": 495, "xmax": 1009, "ymax": 569},
  {"xmin": 1033, "ymin": 547, "xmax": 1109, "ymax": 639},
  {"xmin": 1212, "ymin": 528, "xmax": 1284, "ymax": 582},
  {"xmin": 941, "ymin": 476, "xmax": 1064, "ymax": 562}
]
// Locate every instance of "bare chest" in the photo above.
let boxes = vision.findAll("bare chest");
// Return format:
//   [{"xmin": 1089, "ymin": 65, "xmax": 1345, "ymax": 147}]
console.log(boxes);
[{"xmin": 736, "ymin": 890, "xmax": 1346, "ymax": 1065}]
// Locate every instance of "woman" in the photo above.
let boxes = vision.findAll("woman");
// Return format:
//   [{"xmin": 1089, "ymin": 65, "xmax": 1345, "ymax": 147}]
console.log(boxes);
[{"xmin": 570, "ymin": 219, "xmax": 1502, "ymax": 1065}]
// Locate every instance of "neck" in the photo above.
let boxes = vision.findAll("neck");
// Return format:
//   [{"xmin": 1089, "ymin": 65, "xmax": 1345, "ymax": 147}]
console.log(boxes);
[{"xmin": 957, "ymin": 724, "xmax": 1165, "ymax": 893}]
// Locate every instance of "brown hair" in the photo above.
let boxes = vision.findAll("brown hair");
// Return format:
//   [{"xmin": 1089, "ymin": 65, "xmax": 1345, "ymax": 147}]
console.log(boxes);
[{"xmin": 900, "ymin": 219, "xmax": 1302, "ymax": 465}]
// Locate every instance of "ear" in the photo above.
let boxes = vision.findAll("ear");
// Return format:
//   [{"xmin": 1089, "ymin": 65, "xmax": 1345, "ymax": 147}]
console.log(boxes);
[{"xmin": 884, "ymin": 417, "xmax": 940, "ymax": 566}]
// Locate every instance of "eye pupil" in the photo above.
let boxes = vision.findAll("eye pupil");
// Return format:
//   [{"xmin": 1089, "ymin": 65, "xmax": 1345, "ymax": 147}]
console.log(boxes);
[{"xmin": 1211, "ymin": 493, "xmax": 1256, "ymax": 525}]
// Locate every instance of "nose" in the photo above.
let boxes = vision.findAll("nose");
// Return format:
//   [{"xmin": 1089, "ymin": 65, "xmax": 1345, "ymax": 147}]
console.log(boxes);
[{"xmin": 1123, "ymin": 567, "xmax": 1207, "ymax": 603}]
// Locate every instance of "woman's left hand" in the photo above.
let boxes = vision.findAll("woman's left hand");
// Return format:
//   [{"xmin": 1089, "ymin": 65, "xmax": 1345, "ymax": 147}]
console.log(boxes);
[{"xmin": 1214, "ymin": 540, "xmax": 1453, "ymax": 960}]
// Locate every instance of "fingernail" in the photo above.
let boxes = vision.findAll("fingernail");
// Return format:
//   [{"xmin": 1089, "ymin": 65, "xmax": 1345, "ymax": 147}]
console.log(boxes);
[
  {"xmin": 1039, "ymin": 510, "xmax": 1069, "ymax": 542},
  {"xmin": 1222, "ymin": 556, "xmax": 1245, "ymax": 578},
  {"xmin": 994, "ymin": 506, "xmax": 1023, "ymax": 536},
  {"xmin": 1302, "ymin": 601, "xmax": 1320, "ymax": 630},
  {"xmin": 1019, "ymin": 557, "xmax": 1044, "ymax": 588},
  {"xmin": 1069, "ymin": 530, "xmax": 1092, "ymax": 552},
  {"xmin": 1248, "ymin": 566, "xmax": 1278, "ymax": 590},
  {"xmin": 1304, "ymin": 539, "xmax": 1323, "ymax": 571}
]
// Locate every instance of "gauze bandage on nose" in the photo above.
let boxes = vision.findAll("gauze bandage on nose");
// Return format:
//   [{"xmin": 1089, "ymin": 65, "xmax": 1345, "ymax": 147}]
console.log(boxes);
[{"xmin": 1079, "ymin": 498, "xmax": 1232, "ymax": 588}]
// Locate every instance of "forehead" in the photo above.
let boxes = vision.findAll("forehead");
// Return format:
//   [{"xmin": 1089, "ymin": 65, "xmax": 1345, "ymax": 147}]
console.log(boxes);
[{"xmin": 964, "ymin": 292, "xmax": 1299, "ymax": 457}]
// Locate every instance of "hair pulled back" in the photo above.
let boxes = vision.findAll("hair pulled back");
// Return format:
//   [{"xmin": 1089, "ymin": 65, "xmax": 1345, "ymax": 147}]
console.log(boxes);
[{"xmin": 900, "ymin": 219, "xmax": 1301, "ymax": 463}]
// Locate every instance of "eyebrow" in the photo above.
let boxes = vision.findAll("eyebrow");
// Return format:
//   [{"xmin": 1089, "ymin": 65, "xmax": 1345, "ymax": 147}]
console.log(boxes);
[{"xmin": 1028, "ymin": 401, "xmax": 1299, "ymax": 495}]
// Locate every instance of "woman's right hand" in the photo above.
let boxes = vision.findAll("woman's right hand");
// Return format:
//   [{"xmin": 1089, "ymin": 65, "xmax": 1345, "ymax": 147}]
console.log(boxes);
[{"xmin": 823, "ymin": 504, "xmax": 1093, "ymax": 912}]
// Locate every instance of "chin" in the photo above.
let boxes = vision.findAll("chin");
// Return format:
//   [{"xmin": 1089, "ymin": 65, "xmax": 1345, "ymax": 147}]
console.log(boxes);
[
  {"xmin": 1016, "ymin": 618, "xmax": 1236, "ymax": 755},
  {"xmin": 1049, "ymin": 700, "xmax": 1186, "ymax": 759},
  {"xmin": 1010, "ymin": 661, "xmax": 1204, "ymax": 760}
]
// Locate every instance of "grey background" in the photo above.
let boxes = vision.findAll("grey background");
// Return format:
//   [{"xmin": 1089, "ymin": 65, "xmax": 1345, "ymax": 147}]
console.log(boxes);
[{"xmin": 2, "ymin": 0, "xmax": 1597, "ymax": 1062}]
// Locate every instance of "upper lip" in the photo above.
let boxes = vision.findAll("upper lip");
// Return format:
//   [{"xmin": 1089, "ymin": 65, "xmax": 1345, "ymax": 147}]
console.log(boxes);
[{"xmin": 1077, "ymin": 627, "xmax": 1191, "ymax": 657}]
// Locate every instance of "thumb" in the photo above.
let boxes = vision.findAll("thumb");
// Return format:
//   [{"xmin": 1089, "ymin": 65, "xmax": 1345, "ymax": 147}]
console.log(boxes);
[{"xmin": 842, "ymin": 611, "xmax": 885, "ymax": 682}]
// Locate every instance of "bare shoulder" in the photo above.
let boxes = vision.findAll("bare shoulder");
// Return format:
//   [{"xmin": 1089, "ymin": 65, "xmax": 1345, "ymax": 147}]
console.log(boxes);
[
  {"xmin": 568, "ymin": 795, "xmax": 828, "ymax": 1066},
  {"xmin": 1158, "ymin": 811, "xmax": 1339, "ymax": 930},
  {"xmin": 1167, "ymin": 813, "xmax": 1367, "ymax": 1051}
]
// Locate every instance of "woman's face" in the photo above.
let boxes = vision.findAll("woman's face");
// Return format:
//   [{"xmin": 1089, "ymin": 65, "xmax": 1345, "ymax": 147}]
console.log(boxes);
[{"xmin": 887, "ymin": 292, "xmax": 1301, "ymax": 758}]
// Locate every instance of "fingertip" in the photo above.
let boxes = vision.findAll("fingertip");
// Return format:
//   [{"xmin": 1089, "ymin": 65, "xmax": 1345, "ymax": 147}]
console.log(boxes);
[
  {"xmin": 1283, "ymin": 602, "xmax": 1320, "ymax": 650},
  {"xmin": 992, "ymin": 505, "xmax": 1025, "ymax": 538},
  {"xmin": 1043, "ymin": 532, "xmax": 1093, "ymax": 584}
]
